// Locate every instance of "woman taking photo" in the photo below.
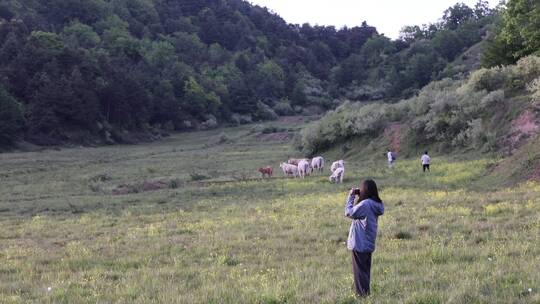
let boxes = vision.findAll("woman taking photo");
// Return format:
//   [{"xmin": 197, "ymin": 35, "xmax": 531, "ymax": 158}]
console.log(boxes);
[{"xmin": 344, "ymin": 179, "xmax": 385, "ymax": 297}]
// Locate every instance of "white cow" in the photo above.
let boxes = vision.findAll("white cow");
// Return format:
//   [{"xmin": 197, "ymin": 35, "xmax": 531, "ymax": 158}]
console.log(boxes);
[
  {"xmin": 287, "ymin": 158, "xmax": 301, "ymax": 165},
  {"xmin": 331, "ymin": 160, "xmax": 344, "ymax": 173},
  {"xmin": 311, "ymin": 156, "xmax": 324, "ymax": 173},
  {"xmin": 329, "ymin": 166, "xmax": 345, "ymax": 183},
  {"xmin": 297, "ymin": 159, "xmax": 310, "ymax": 178},
  {"xmin": 280, "ymin": 163, "xmax": 298, "ymax": 178}
]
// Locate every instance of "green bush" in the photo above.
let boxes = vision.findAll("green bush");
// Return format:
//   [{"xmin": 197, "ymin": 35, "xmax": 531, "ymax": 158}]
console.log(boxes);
[
  {"xmin": 409, "ymin": 78, "xmax": 458, "ymax": 116},
  {"xmin": 0, "ymin": 87, "xmax": 25, "ymax": 144},
  {"xmin": 299, "ymin": 101, "xmax": 395, "ymax": 154},
  {"xmin": 515, "ymin": 56, "xmax": 540, "ymax": 84},
  {"xmin": 343, "ymin": 84, "xmax": 388, "ymax": 101},
  {"xmin": 255, "ymin": 102, "xmax": 278, "ymax": 121},
  {"xmin": 469, "ymin": 56, "xmax": 540, "ymax": 92},
  {"xmin": 480, "ymin": 90, "xmax": 505, "ymax": 108},
  {"xmin": 200, "ymin": 115, "xmax": 218, "ymax": 129},
  {"xmin": 527, "ymin": 77, "xmax": 540, "ymax": 104},
  {"xmin": 273, "ymin": 99, "xmax": 294, "ymax": 116},
  {"xmin": 453, "ymin": 119, "xmax": 486, "ymax": 148},
  {"xmin": 230, "ymin": 113, "xmax": 253, "ymax": 125},
  {"xmin": 467, "ymin": 67, "xmax": 508, "ymax": 92}
]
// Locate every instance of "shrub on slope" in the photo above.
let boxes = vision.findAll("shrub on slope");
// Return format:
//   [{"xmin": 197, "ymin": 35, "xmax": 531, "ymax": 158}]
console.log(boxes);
[{"xmin": 299, "ymin": 56, "xmax": 540, "ymax": 156}]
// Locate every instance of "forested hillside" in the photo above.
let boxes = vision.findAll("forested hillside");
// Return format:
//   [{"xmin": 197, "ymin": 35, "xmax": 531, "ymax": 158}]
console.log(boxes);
[
  {"xmin": 0, "ymin": 0, "xmax": 496, "ymax": 146},
  {"xmin": 299, "ymin": 0, "xmax": 540, "ymax": 181},
  {"xmin": 299, "ymin": 55, "xmax": 540, "ymax": 154}
]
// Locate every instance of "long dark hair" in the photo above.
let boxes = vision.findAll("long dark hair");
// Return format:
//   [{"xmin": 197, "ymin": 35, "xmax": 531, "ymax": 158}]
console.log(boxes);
[{"xmin": 358, "ymin": 179, "xmax": 382, "ymax": 203}]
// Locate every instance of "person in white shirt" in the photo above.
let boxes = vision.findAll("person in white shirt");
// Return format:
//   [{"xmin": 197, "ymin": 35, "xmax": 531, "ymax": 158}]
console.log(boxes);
[
  {"xmin": 387, "ymin": 150, "xmax": 396, "ymax": 168},
  {"xmin": 421, "ymin": 151, "xmax": 430, "ymax": 172}
]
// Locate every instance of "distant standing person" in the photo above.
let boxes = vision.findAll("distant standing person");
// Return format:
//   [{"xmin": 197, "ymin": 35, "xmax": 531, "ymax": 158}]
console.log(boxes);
[
  {"xmin": 387, "ymin": 149, "xmax": 396, "ymax": 168},
  {"xmin": 421, "ymin": 151, "xmax": 431, "ymax": 172},
  {"xmin": 345, "ymin": 179, "xmax": 385, "ymax": 297}
]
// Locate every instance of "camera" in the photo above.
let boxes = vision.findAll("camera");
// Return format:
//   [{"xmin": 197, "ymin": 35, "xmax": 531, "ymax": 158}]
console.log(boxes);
[{"xmin": 352, "ymin": 188, "xmax": 361, "ymax": 196}]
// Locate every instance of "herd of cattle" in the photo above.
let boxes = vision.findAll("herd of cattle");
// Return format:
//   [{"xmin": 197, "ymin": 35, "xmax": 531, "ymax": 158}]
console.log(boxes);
[{"xmin": 258, "ymin": 157, "xmax": 345, "ymax": 183}]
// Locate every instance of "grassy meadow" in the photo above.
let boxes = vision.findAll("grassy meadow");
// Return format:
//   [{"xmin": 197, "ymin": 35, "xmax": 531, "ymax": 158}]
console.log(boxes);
[{"xmin": 0, "ymin": 120, "xmax": 539, "ymax": 303}]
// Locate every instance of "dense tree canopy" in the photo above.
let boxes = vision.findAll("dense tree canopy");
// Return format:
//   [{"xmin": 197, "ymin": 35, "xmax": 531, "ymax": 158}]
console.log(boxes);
[
  {"xmin": 484, "ymin": 0, "xmax": 540, "ymax": 66},
  {"xmin": 0, "ymin": 86, "xmax": 24, "ymax": 144},
  {"xmin": 0, "ymin": 0, "xmax": 495, "ymax": 145}
]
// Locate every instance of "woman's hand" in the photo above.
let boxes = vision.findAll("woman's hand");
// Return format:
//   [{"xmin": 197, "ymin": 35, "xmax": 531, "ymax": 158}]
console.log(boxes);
[{"xmin": 349, "ymin": 188, "xmax": 356, "ymax": 197}]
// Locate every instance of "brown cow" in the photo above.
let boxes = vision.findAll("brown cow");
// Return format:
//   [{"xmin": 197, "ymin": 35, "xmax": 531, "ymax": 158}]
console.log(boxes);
[{"xmin": 258, "ymin": 166, "xmax": 273, "ymax": 178}]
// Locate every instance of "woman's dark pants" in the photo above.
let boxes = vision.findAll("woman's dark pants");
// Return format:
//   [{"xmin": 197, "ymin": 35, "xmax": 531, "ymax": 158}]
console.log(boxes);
[{"xmin": 352, "ymin": 251, "xmax": 372, "ymax": 296}]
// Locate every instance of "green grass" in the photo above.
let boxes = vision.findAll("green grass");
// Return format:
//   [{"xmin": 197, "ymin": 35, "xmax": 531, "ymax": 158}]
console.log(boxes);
[{"xmin": 0, "ymin": 122, "xmax": 538, "ymax": 303}]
